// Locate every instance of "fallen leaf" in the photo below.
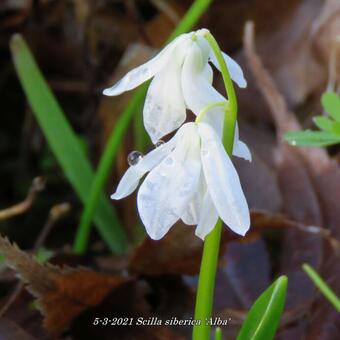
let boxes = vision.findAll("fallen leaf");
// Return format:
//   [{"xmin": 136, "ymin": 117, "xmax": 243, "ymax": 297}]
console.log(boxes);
[
  {"xmin": 0, "ymin": 317, "xmax": 38, "ymax": 340},
  {"xmin": 0, "ymin": 234, "xmax": 128, "ymax": 336},
  {"xmin": 129, "ymin": 223, "xmax": 203, "ymax": 276},
  {"xmin": 243, "ymin": 20, "xmax": 340, "ymax": 338}
]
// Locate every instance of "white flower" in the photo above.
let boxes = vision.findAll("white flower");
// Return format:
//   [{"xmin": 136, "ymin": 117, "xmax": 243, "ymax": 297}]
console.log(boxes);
[
  {"xmin": 111, "ymin": 122, "xmax": 251, "ymax": 240},
  {"xmin": 103, "ymin": 29, "xmax": 247, "ymax": 144}
]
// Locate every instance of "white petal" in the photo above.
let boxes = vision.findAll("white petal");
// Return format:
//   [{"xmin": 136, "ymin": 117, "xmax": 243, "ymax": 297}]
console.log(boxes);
[
  {"xmin": 182, "ymin": 43, "xmax": 226, "ymax": 116},
  {"xmin": 196, "ymin": 35, "xmax": 211, "ymax": 65},
  {"xmin": 201, "ymin": 107, "xmax": 225, "ymax": 137},
  {"xmin": 233, "ymin": 140, "xmax": 252, "ymax": 161},
  {"xmin": 137, "ymin": 123, "xmax": 201, "ymax": 240},
  {"xmin": 195, "ymin": 190, "xmax": 219, "ymax": 240},
  {"xmin": 181, "ymin": 43, "xmax": 225, "ymax": 137},
  {"xmin": 143, "ymin": 61, "xmax": 186, "ymax": 143},
  {"xmin": 233, "ymin": 124, "xmax": 252, "ymax": 161},
  {"xmin": 202, "ymin": 63, "xmax": 213, "ymax": 85},
  {"xmin": 198, "ymin": 122, "xmax": 250, "ymax": 236},
  {"xmin": 181, "ymin": 174, "xmax": 205, "ymax": 225},
  {"xmin": 103, "ymin": 34, "xmax": 189, "ymax": 96},
  {"xmin": 210, "ymin": 51, "xmax": 247, "ymax": 88},
  {"xmin": 111, "ymin": 137, "xmax": 176, "ymax": 200}
]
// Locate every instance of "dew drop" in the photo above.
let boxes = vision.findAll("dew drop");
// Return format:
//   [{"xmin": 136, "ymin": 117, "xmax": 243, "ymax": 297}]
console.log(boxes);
[
  {"xmin": 127, "ymin": 151, "xmax": 143, "ymax": 166},
  {"xmin": 155, "ymin": 140, "xmax": 165, "ymax": 147}
]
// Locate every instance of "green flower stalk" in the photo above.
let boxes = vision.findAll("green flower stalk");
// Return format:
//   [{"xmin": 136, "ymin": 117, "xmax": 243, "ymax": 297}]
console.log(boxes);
[{"xmin": 101, "ymin": 27, "xmax": 250, "ymax": 339}]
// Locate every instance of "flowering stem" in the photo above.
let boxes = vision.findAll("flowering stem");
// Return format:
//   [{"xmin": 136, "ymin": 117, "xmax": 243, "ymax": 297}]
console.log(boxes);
[
  {"xmin": 203, "ymin": 32, "xmax": 237, "ymax": 152},
  {"xmin": 193, "ymin": 32, "xmax": 238, "ymax": 340},
  {"xmin": 195, "ymin": 101, "xmax": 227, "ymax": 123}
]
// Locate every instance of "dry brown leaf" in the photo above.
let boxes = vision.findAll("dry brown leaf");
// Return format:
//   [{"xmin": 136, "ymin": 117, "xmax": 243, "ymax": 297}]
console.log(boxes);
[
  {"xmin": 311, "ymin": 0, "xmax": 340, "ymax": 88},
  {"xmin": 0, "ymin": 235, "xmax": 128, "ymax": 336},
  {"xmin": 129, "ymin": 223, "xmax": 203, "ymax": 276},
  {"xmin": 0, "ymin": 317, "xmax": 38, "ymax": 340},
  {"xmin": 244, "ymin": 20, "xmax": 340, "ymax": 338}
]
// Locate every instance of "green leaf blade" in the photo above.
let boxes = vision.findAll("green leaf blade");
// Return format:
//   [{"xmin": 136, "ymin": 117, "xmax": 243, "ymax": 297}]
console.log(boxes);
[
  {"xmin": 321, "ymin": 92, "xmax": 340, "ymax": 122},
  {"xmin": 303, "ymin": 264, "xmax": 340, "ymax": 312},
  {"xmin": 237, "ymin": 276, "xmax": 288, "ymax": 340},
  {"xmin": 284, "ymin": 130, "xmax": 340, "ymax": 147},
  {"xmin": 313, "ymin": 116, "xmax": 340, "ymax": 135},
  {"xmin": 10, "ymin": 34, "xmax": 127, "ymax": 254}
]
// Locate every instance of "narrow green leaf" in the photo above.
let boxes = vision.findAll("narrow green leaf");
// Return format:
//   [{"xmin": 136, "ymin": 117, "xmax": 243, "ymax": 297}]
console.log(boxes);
[
  {"xmin": 237, "ymin": 276, "xmax": 288, "ymax": 340},
  {"xmin": 313, "ymin": 116, "xmax": 335, "ymax": 132},
  {"xmin": 214, "ymin": 327, "xmax": 222, "ymax": 340},
  {"xmin": 303, "ymin": 263, "xmax": 340, "ymax": 312},
  {"xmin": 284, "ymin": 130, "xmax": 340, "ymax": 147},
  {"xmin": 74, "ymin": 0, "xmax": 214, "ymax": 253},
  {"xmin": 73, "ymin": 88, "xmax": 147, "ymax": 253},
  {"xmin": 321, "ymin": 92, "xmax": 340, "ymax": 122},
  {"xmin": 10, "ymin": 34, "xmax": 128, "ymax": 254},
  {"xmin": 313, "ymin": 116, "xmax": 340, "ymax": 135}
]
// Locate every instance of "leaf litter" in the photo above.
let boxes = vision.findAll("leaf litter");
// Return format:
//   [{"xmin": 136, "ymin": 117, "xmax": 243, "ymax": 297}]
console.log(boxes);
[{"xmin": 0, "ymin": 0, "xmax": 340, "ymax": 339}]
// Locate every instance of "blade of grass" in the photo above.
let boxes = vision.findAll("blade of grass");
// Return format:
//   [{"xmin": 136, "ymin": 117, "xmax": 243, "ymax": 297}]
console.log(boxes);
[
  {"xmin": 303, "ymin": 263, "xmax": 340, "ymax": 312},
  {"xmin": 214, "ymin": 327, "xmax": 222, "ymax": 340},
  {"xmin": 73, "ymin": 88, "xmax": 147, "ymax": 253},
  {"xmin": 74, "ymin": 0, "xmax": 214, "ymax": 254},
  {"xmin": 237, "ymin": 276, "xmax": 288, "ymax": 340},
  {"xmin": 10, "ymin": 34, "xmax": 128, "ymax": 254}
]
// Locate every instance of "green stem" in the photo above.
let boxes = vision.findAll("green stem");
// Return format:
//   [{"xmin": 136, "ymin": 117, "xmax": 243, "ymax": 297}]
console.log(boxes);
[
  {"xmin": 214, "ymin": 327, "xmax": 222, "ymax": 340},
  {"xmin": 193, "ymin": 31, "xmax": 238, "ymax": 340},
  {"xmin": 73, "ymin": 0, "xmax": 214, "ymax": 254},
  {"xmin": 193, "ymin": 220, "xmax": 222, "ymax": 340},
  {"xmin": 195, "ymin": 101, "xmax": 227, "ymax": 123},
  {"xmin": 203, "ymin": 31, "xmax": 237, "ymax": 152}
]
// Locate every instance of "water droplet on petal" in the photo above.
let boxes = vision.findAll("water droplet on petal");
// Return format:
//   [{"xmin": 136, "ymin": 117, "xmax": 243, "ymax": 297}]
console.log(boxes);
[
  {"xmin": 127, "ymin": 151, "xmax": 143, "ymax": 166},
  {"xmin": 155, "ymin": 140, "xmax": 165, "ymax": 147}
]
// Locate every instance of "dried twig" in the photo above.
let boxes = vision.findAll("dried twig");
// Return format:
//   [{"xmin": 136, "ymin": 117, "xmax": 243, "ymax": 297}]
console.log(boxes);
[
  {"xmin": 34, "ymin": 203, "xmax": 71, "ymax": 250},
  {"xmin": 243, "ymin": 21, "xmax": 300, "ymax": 136},
  {"xmin": 251, "ymin": 210, "xmax": 340, "ymax": 252},
  {"xmin": 243, "ymin": 20, "xmax": 331, "ymax": 168},
  {"xmin": 0, "ymin": 177, "xmax": 45, "ymax": 221},
  {"xmin": 243, "ymin": 20, "xmax": 340, "ymax": 247},
  {"xmin": 150, "ymin": 0, "xmax": 180, "ymax": 24}
]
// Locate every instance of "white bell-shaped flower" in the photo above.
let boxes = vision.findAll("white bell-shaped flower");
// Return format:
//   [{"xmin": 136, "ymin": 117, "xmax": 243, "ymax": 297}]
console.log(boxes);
[
  {"xmin": 111, "ymin": 122, "xmax": 251, "ymax": 240},
  {"xmin": 103, "ymin": 29, "xmax": 247, "ymax": 144}
]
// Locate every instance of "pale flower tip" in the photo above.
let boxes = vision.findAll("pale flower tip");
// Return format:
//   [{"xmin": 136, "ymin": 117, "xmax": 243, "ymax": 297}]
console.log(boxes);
[
  {"xmin": 197, "ymin": 28, "xmax": 210, "ymax": 36},
  {"xmin": 103, "ymin": 88, "xmax": 113, "ymax": 96},
  {"xmin": 237, "ymin": 223, "xmax": 250, "ymax": 237},
  {"xmin": 110, "ymin": 193, "xmax": 119, "ymax": 200},
  {"xmin": 238, "ymin": 78, "xmax": 247, "ymax": 89},
  {"xmin": 194, "ymin": 230, "xmax": 205, "ymax": 241},
  {"xmin": 147, "ymin": 230, "xmax": 162, "ymax": 241}
]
